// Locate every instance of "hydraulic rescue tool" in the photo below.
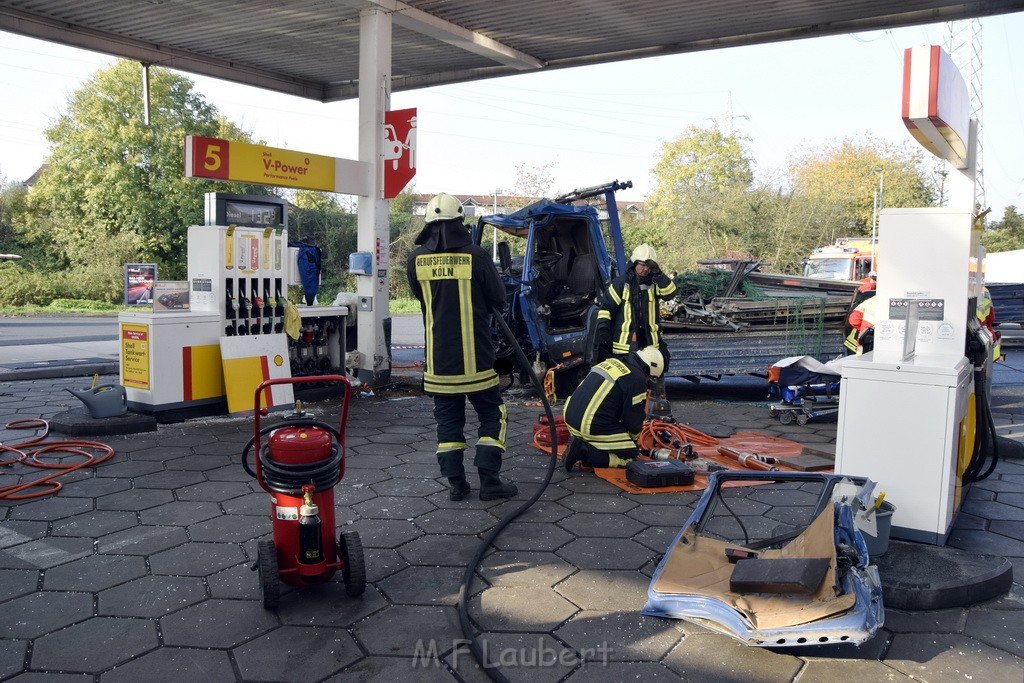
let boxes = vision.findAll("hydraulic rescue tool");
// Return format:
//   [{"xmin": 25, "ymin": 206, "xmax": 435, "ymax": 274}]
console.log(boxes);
[
  {"xmin": 243, "ymin": 375, "xmax": 365, "ymax": 609},
  {"xmin": 717, "ymin": 446, "xmax": 780, "ymax": 471}
]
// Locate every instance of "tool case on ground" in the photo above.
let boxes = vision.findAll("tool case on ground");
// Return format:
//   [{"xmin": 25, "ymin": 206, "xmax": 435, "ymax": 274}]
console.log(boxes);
[{"xmin": 626, "ymin": 459, "xmax": 695, "ymax": 487}]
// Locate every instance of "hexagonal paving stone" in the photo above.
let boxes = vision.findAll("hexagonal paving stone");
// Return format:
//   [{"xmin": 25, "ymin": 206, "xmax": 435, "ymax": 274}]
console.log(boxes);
[
  {"xmin": 30, "ymin": 616, "xmax": 158, "ymax": 674},
  {"xmin": 160, "ymin": 598, "xmax": 279, "ymax": 648},
  {"xmin": 164, "ymin": 454, "xmax": 234, "ymax": 471},
  {"xmin": 477, "ymin": 551, "xmax": 575, "ymax": 589},
  {"xmin": 555, "ymin": 610, "xmax": 683, "ymax": 662},
  {"xmin": 43, "ymin": 553, "xmax": 147, "ymax": 591},
  {"xmin": 885, "ymin": 633, "xmax": 1024, "ymax": 682},
  {"xmin": 126, "ymin": 445, "xmax": 194, "ymax": 462},
  {"xmin": 96, "ymin": 488, "xmax": 174, "ymax": 512},
  {"xmin": 632, "ymin": 525, "xmax": 681, "ymax": 553},
  {"xmin": 361, "ymin": 547, "xmax": 409, "ymax": 584},
  {"xmin": 94, "ymin": 460, "xmax": 165, "ymax": 478},
  {"xmin": 556, "ymin": 570, "xmax": 650, "ymax": 612},
  {"xmin": 470, "ymin": 586, "xmax": 577, "ymax": 632},
  {"xmin": 0, "ymin": 568, "xmax": 39, "ymax": 603},
  {"xmin": 0, "ymin": 536, "xmax": 94, "ymax": 570},
  {"xmin": 354, "ymin": 495, "xmax": 437, "ymax": 520},
  {"xmin": 221, "ymin": 492, "xmax": 270, "ymax": 515},
  {"xmin": 333, "ymin": 485, "xmax": 380, "ymax": 508},
  {"xmin": 206, "ymin": 563, "xmax": 262, "ymax": 601},
  {"xmin": 378, "ymin": 565, "xmax": 464, "ymax": 605},
  {"xmin": 174, "ymin": 480, "xmax": 252, "ymax": 501},
  {"xmin": 233, "ymin": 626, "xmax": 363, "ymax": 681},
  {"xmin": 948, "ymin": 529, "xmax": 1024, "ymax": 556},
  {"xmin": 139, "ymin": 500, "xmax": 222, "ymax": 526},
  {"xmin": 663, "ymin": 632, "xmax": 802, "ymax": 682},
  {"xmin": 490, "ymin": 522, "xmax": 574, "ymax": 552},
  {"xmin": 384, "ymin": 462, "xmax": 441, "ymax": 479},
  {"xmin": 964, "ymin": 608, "xmax": 1024, "ymax": 657},
  {"xmin": 798, "ymin": 660, "xmax": 917, "ymax": 683},
  {"xmin": 555, "ymin": 537, "xmax": 653, "ymax": 571},
  {"xmin": 99, "ymin": 647, "xmax": 235, "ymax": 683},
  {"xmin": 347, "ymin": 519, "xmax": 423, "ymax": 549},
  {"xmin": 205, "ymin": 464, "xmax": 253, "ymax": 482},
  {"xmin": 488, "ymin": 499, "xmax": 574, "ymax": 523},
  {"xmin": 276, "ymin": 584, "xmax": 388, "ymax": 627},
  {"xmin": 397, "ymin": 534, "xmax": 481, "ymax": 566},
  {"xmin": 556, "ymin": 513, "xmax": 646, "ymax": 538},
  {"xmin": 334, "ymin": 655, "xmax": 456, "ymax": 682},
  {"xmin": 8, "ymin": 496, "xmax": 93, "ymax": 521},
  {"xmin": 99, "ymin": 574, "xmax": 208, "ymax": 616},
  {"xmin": 149, "ymin": 542, "xmax": 248, "ymax": 578},
  {"xmin": 414, "ymin": 508, "xmax": 497, "ymax": 535},
  {"xmin": 0, "ymin": 639, "xmax": 26, "ymax": 679},
  {"xmin": 353, "ymin": 605, "xmax": 462, "ymax": 656},
  {"xmin": 450, "ymin": 631, "xmax": 582, "ymax": 682},
  {"xmin": 747, "ymin": 486, "xmax": 824, "ymax": 507},
  {"xmin": 132, "ymin": 470, "xmax": 207, "ymax": 489},
  {"xmin": 58, "ymin": 475, "xmax": 133, "ymax": 498},
  {"xmin": 96, "ymin": 525, "xmax": 188, "ymax": 555},
  {"xmin": 187, "ymin": 514, "xmax": 266, "ymax": 543},
  {"xmin": 370, "ymin": 477, "xmax": 445, "ymax": 498},
  {"xmin": 559, "ymin": 493, "xmax": 639, "ymax": 514},
  {"xmin": 0, "ymin": 591, "xmax": 93, "ymax": 638},
  {"xmin": 50, "ymin": 510, "xmax": 138, "ymax": 537},
  {"xmin": 0, "ymin": 520, "xmax": 48, "ymax": 549}
]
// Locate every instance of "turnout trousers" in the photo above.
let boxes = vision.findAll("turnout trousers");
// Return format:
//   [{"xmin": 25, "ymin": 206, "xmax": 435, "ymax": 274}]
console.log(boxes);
[{"xmin": 432, "ymin": 385, "xmax": 508, "ymax": 475}]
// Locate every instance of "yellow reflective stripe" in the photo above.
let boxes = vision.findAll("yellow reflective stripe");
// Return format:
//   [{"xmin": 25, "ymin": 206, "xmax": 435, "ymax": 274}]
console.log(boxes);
[
  {"xmin": 647, "ymin": 290, "xmax": 659, "ymax": 346},
  {"xmin": 597, "ymin": 310, "xmax": 611, "ymax": 320},
  {"xmin": 631, "ymin": 392, "xmax": 646, "ymax": 405},
  {"xmin": 844, "ymin": 329, "xmax": 859, "ymax": 351},
  {"xmin": 607, "ymin": 283, "xmax": 622, "ymax": 305},
  {"xmin": 611, "ymin": 342, "xmax": 631, "ymax": 353},
  {"xmin": 479, "ymin": 436, "xmax": 505, "ymax": 450},
  {"xmin": 458, "ymin": 278, "xmax": 473, "ymax": 373},
  {"xmin": 598, "ymin": 359, "xmax": 629, "ymax": 379},
  {"xmin": 580, "ymin": 380, "xmax": 614, "ymax": 435},
  {"xmin": 617, "ymin": 287, "xmax": 633, "ymax": 349},
  {"xmin": 424, "ymin": 368, "xmax": 497, "ymax": 384},
  {"xmin": 422, "ymin": 285, "xmax": 434, "ymax": 374},
  {"xmin": 424, "ymin": 375, "xmax": 500, "ymax": 394},
  {"xmin": 658, "ymin": 281, "xmax": 677, "ymax": 296},
  {"xmin": 498, "ymin": 403, "xmax": 507, "ymax": 445},
  {"xmin": 589, "ymin": 434, "xmax": 635, "ymax": 451},
  {"xmin": 437, "ymin": 442, "xmax": 467, "ymax": 453}
]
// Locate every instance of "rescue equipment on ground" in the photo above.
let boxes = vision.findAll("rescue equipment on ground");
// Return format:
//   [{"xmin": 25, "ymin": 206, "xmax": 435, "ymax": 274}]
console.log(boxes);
[
  {"xmin": 625, "ymin": 459, "xmax": 695, "ymax": 487},
  {"xmin": 243, "ymin": 375, "xmax": 365, "ymax": 609},
  {"xmin": 532, "ymin": 414, "xmax": 569, "ymax": 447}
]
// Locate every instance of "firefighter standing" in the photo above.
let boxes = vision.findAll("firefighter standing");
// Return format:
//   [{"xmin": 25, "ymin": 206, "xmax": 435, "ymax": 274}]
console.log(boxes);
[
  {"xmin": 562, "ymin": 346, "xmax": 665, "ymax": 471},
  {"xmin": 407, "ymin": 193, "xmax": 518, "ymax": 502},
  {"xmin": 595, "ymin": 244, "xmax": 677, "ymax": 369}
]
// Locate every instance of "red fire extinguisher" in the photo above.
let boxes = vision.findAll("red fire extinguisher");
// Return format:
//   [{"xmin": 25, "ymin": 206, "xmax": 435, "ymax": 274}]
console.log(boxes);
[{"xmin": 244, "ymin": 376, "xmax": 365, "ymax": 609}]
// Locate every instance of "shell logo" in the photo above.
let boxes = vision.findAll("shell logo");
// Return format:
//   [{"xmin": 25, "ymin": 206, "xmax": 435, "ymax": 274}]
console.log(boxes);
[{"xmin": 273, "ymin": 354, "xmax": 284, "ymax": 367}]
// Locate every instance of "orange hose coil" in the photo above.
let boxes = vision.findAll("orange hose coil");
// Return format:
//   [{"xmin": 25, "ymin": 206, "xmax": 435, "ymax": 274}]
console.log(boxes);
[{"xmin": 0, "ymin": 419, "xmax": 116, "ymax": 500}]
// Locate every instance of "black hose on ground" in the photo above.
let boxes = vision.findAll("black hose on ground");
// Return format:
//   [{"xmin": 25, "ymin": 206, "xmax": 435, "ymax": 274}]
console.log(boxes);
[
  {"xmin": 964, "ymin": 366, "xmax": 999, "ymax": 484},
  {"xmin": 457, "ymin": 311, "xmax": 558, "ymax": 683}
]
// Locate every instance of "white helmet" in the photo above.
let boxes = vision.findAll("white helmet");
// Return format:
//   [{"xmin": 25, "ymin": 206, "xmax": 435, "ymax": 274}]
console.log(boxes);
[
  {"xmin": 425, "ymin": 193, "xmax": 464, "ymax": 223},
  {"xmin": 630, "ymin": 243, "xmax": 657, "ymax": 264},
  {"xmin": 636, "ymin": 346, "xmax": 665, "ymax": 378}
]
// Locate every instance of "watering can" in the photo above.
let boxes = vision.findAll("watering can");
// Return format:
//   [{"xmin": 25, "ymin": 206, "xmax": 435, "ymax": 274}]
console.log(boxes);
[{"xmin": 67, "ymin": 381, "xmax": 128, "ymax": 419}]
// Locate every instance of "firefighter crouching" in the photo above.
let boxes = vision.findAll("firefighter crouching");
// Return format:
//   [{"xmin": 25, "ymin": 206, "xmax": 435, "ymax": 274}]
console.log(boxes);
[
  {"xmin": 562, "ymin": 346, "xmax": 665, "ymax": 471},
  {"xmin": 406, "ymin": 193, "xmax": 518, "ymax": 502}
]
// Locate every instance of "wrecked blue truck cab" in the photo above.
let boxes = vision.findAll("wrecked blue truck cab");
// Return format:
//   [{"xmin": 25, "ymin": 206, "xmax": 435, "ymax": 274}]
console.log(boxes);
[
  {"xmin": 473, "ymin": 190, "xmax": 628, "ymax": 390},
  {"xmin": 643, "ymin": 471, "xmax": 885, "ymax": 647}
]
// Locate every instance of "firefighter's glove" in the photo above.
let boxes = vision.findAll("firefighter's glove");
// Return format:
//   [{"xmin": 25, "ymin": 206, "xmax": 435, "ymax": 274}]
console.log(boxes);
[{"xmin": 645, "ymin": 260, "xmax": 661, "ymax": 276}]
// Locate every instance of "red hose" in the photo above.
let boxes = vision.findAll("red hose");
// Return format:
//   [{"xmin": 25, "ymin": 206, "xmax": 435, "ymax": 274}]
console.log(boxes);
[{"xmin": 0, "ymin": 419, "xmax": 116, "ymax": 500}]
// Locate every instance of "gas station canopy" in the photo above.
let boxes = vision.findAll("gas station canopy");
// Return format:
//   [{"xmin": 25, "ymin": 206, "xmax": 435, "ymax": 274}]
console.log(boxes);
[{"xmin": 0, "ymin": 0, "xmax": 1019, "ymax": 101}]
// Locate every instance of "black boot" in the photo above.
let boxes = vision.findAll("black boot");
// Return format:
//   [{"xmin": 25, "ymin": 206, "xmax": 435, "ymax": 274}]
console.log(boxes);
[
  {"xmin": 478, "ymin": 470, "xmax": 518, "ymax": 501},
  {"xmin": 563, "ymin": 437, "xmax": 583, "ymax": 472},
  {"xmin": 448, "ymin": 476, "xmax": 471, "ymax": 501}
]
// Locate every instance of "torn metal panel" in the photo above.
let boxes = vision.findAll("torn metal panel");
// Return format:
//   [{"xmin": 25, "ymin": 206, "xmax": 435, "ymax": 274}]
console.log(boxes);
[{"xmin": 642, "ymin": 472, "xmax": 884, "ymax": 647}]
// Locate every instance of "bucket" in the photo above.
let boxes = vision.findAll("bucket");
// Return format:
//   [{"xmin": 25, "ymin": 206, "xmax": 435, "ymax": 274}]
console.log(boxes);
[{"xmin": 859, "ymin": 501, "xmax": 896, "ymax": 557}]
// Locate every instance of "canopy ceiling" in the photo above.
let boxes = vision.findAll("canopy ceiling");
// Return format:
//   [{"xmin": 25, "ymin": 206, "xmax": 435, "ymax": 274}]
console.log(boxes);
[{"xmin": 1, "ymin": 1, "xmax": 1020, "ymax": 101}]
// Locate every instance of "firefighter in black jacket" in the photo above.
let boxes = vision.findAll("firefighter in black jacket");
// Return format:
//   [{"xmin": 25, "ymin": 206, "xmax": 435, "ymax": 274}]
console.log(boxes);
[
  {"xmin": 562, "ymin": 346, "xmax": 665, "ymax": 470},
  {"xmin": 595, "ymin": 244, "xmax": 676, "ymax": 369},
  {"xmin": 407, "ymin": 193, "xmax": 518, "ymax": 502}
]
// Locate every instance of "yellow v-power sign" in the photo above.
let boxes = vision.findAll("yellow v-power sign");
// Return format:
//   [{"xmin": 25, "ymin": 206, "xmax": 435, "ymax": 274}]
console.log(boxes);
[{"xmin": 184, "ymin": 136, "xmax": 370, "ymax": 196}]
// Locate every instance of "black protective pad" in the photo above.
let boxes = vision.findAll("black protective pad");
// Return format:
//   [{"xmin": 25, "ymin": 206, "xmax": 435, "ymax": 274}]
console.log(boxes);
[
  {"xmin": 625, "ymin": 459, "xmax": 695, "ymax": 488},
  {"xmin": 729, "ymin": 557, "xmax": 830, "ymax": 594}
]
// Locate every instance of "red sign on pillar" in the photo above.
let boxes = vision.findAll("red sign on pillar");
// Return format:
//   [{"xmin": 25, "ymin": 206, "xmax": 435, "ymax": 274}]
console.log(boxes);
[{"xmin": 383, "ymin": 108, "xmax": 417, "ymax": 199}]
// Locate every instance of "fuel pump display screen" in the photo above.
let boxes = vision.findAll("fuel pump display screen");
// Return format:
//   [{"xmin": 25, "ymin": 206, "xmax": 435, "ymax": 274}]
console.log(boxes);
[{"xmin": 225, "ymin": 201, "xmax": 283, "ymax": 227}]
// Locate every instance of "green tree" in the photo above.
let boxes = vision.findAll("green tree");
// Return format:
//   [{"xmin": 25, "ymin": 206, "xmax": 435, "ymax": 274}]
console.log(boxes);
[
  {"xmin": 982, "ymin": 206, "xmax": 1024, "ymax": 253},
  {"xmin": 787, "ymin": 136, "xmax": 935, "ymax": 241},
  {"xmin": 645, "ymin": 125, "xmax": 755, "ymax": 269},
  {"xmin": 26, "ymin": 59, "xmax": 270, "ymax": 290},
  {"xmin": 0, "ymin": 175, "xmax": 28, "ymax": 257}
]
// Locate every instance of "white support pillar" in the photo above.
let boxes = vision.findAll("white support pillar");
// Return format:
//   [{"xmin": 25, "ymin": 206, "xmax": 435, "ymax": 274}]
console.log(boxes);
[{"xmin": 356, "ymin": 6, "xmax": 392, "ymax": 387}]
